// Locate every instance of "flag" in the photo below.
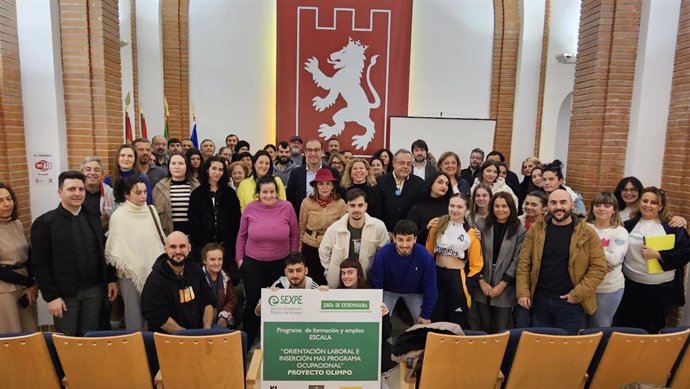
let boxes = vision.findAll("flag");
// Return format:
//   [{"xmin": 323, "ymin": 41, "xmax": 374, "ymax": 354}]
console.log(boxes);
[
  {"xmin": 164, "ymin": 117, "xmax": 169, "ymax": 140},
  {"xmin": 276, "ymin": 0, "xmax": 413, "ymax": 154},
  {"xmin": 190, "ymin": 101, "xmax": 198, "ymax": 147},
  {"xmin": 124, "ymin": 92, "xmax": 132, "ymax": 142},
  {"xmin": 140, "ymin": 105, "xmax": 148, "ymax": 139},
  {"xmin": 163, "ymin": 96, "xmax": 170, "ymax": 139},
  {"xmin": 124, "ymin": 112, "xmax": 133, "ymax": 143},
  {"xmin": 191, "ymin": 121, "xmax": 198, "ymax": 148}
]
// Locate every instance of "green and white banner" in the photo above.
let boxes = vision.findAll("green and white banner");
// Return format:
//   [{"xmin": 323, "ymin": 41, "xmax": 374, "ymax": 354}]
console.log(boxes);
[{"xmin": 261, "ymin": 288, "xmax": 382, "ymax": 389}]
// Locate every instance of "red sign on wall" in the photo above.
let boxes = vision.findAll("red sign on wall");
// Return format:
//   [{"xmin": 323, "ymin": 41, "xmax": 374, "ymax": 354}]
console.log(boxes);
[{"xmin": 276, "ymin": 0, "xmax": 412, "ymax": 155}]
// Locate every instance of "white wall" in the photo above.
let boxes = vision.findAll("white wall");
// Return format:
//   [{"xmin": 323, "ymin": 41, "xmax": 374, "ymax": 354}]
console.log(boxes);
[
  {"xmin": 625, "ymin": 0, "xmax": 681, "ymax": 186},
  {"xmin": 135, "ymin": 0, "xmax": 165, "ymax": 138},
  {"xmin": 189, "ymin": 0, "xmax": 276, "ymax": 149},
  {"xmin": 17, "ymin": 0, "xmax": 66, "ymax": 326},
  {"xmin": 17, "ymin": 0, "xmax": 67, "ymax": 219},
  {"xmin": 408, "ymin": 0, "xmax": 493, "ymax": 119},
  {"xmin": 538, "ymin": 0, "xmax": 580, "ymax": 163},
  {"xmin": 510, "ymin": 0, "xmax": 546, "ymax": 174},
  {"xmin": 120, "ymin": 0, "xmax": 135, "ymax": 138}
]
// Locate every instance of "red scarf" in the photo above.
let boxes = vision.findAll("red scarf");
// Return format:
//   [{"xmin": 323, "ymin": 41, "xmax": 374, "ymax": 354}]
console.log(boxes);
[{"xmin": 314, "ymin": 195, "xmax": 333, "ymax": 208}]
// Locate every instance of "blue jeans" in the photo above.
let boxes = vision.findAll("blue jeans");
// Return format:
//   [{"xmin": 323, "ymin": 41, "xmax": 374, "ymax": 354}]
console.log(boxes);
[
  {"xmin": 589, "ymin": 288, "xmax": 624, "ymax": 328},
  {"xmin": 383, "ymin": 291, "xmax": 423, "ymax": 322},
  {"xmin": 531, "ymin": 292, "xmax": 587, "ymax": 334}
]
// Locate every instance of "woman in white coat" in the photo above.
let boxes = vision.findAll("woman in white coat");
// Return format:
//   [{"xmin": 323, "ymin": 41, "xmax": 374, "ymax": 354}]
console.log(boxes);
[{"xmin": 105, "ymin": 175, "xmax": 165, "ymax": 330}]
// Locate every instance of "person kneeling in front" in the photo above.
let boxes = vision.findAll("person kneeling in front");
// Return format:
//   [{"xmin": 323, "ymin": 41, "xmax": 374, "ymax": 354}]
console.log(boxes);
[
  {"xmin": 141, "ymin": 231, "xmax": 217, "ymax": 333},
  {"xmin": 255, "ymin": 252, "xmax": 320, "ymax": 316},
  {"xmin": 370, "ymin": 219, "xmax": 438, "ymax": 324}
]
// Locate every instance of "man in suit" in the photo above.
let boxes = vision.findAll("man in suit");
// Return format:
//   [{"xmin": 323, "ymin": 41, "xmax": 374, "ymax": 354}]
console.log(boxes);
[
  {"xmin": 286, "ymin": 139, "xmax": 340, "ymax": 215},
  {"xmin": 377, "ymin": 149, "xmax": 426, "ymax": 233}
]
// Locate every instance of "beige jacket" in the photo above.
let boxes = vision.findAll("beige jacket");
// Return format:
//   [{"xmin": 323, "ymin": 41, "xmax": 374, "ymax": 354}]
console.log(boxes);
[
  {"xmin": 152, "ymin": 177, "xmax": 199, "ymax": 235},
  {"xmin": 298, "ymin": 197, "xmax": 347, "ymax": 248},
  {"xmin": 318, "ymin": 213, "xmax": 389, "ymax": 288}
]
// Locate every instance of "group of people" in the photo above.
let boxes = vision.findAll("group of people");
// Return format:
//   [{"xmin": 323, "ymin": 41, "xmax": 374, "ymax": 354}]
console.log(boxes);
[{"xmin": 1, "ymin": 134, "xmax": 689, "ymax": 354}]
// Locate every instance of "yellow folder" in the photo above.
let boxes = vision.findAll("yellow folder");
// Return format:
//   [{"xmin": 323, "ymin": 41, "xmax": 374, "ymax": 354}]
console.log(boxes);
[{"xmin": 644, "ymin": 234, "xmax": 675, "ymax": 274}]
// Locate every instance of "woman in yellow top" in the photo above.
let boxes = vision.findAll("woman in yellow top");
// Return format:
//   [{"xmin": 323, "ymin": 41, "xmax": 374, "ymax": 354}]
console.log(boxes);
[
  {"xmin": 426, "ymin": 193, "xmax": 483, "ymax": 328},
  {"xmin": 236, "ymin": 150, "xmax": 286, "ymax": 211}
]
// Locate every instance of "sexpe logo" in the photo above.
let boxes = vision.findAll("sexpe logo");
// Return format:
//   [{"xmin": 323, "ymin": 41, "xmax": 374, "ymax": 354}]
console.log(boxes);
[{"xmin": 268, "ymin": 295, "xmax": 303, "ymax": 306}]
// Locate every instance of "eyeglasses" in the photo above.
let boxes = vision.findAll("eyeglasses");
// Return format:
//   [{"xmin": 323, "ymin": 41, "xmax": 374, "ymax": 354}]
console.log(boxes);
[
  {"xmin": 306, "ymin": 148, "xmax": 321, "ymax": 154},
  {"xmin": 331, "ymin": 161, "xmax": 343, "ymax": 166},
  {"xmin": 622, "ymin": 188, "xmax": 638, "ymax": 193}
]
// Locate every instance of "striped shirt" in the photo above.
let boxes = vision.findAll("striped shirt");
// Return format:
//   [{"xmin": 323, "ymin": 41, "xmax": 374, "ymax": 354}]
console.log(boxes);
[{"xmin": 170, "ymin": 180, "xmax": 191, "ymax": 224}]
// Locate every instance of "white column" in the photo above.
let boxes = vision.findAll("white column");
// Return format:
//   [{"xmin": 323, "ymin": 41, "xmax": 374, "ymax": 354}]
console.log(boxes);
[
  {"xmin": 510, "ymin": 0, "xmax": 546, "ymax": 174},
  {"xmin": 538, "ymin": 0, "xmax": 581, "ymax": 163},
  {"xmin": 189, "ymin": 0, "xmax": 277, "ymax": 147},
  {"xmin": 625, "ymin": 0, "xmax": 681, "ymax": 186},
  {"xmin": 136, "ymin": 0, "xmax": 165, "ymax": 137}
]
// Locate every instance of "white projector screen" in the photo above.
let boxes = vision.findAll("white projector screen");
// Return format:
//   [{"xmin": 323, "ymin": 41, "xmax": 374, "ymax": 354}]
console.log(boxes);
[{"xmin": 389, "ymin": 116, "xmax": 496, "ymax": 166}]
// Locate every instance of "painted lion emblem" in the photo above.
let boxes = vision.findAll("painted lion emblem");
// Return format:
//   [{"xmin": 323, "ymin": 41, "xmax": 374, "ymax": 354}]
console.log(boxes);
[{"xmin": 304, "ymin": 37, "xmax": 380, "ymax": 150}]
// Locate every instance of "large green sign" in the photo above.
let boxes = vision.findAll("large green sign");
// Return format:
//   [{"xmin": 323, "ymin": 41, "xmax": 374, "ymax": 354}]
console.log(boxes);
[
  {"xmin": 261, "ymin": 289, "xmax": 382, "ymax": 389},
  {"xmin": 264, "ymin": 322, "xmax": 378, "ymax": 380}
]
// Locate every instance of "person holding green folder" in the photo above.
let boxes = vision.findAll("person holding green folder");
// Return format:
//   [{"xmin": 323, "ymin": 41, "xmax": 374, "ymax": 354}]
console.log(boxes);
[{"xmin": 617, "ymin": 187, "xmax": 690, "ymax": 333}]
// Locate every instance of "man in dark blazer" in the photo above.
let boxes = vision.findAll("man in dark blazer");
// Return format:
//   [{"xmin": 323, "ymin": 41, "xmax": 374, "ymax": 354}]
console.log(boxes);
[
  {"xmin": 286, "ymin": 139, "xmax": 341, "ymax": 215},
  {"xmin": 31, "ymin": 170, "xmax": 118, "ymax": 336},
  {"xmin": 377, "ymin": 149, "xmax": 426, "ymax": 232},
  {"xmin": 411, "ymin": 139, "xmax": 438, "ymax": 181}
]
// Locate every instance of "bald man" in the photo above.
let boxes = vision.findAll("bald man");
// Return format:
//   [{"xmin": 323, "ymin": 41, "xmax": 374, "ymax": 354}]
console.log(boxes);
[
  {"xmin": 140, "ymin": 232, "xmax": 216, "ymax": 333},
  {"xmin": 516, "ymin": 189, "xmax": 606, "ymax": 334}
]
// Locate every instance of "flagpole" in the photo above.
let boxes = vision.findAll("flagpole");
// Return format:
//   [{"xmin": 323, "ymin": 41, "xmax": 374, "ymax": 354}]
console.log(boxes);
[{"xmin": 164, "ymin": 97, "xmax": 169, "ymax": 140}]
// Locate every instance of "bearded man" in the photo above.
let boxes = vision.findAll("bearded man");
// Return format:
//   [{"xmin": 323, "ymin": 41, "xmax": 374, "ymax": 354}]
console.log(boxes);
[{"xmin": 141, "ymin": 231, "xmax": 217, "ymax": 333}]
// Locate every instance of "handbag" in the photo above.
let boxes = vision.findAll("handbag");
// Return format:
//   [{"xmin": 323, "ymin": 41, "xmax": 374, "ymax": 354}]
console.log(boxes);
[{"xmin": 147, "ymin": 205, "xmax": 166, "ymax": 246}]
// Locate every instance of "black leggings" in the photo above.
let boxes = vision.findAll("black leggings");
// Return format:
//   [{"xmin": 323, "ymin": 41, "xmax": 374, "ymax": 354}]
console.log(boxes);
[
  {"xmin": 241, "ymin": 256, "xmax": 285, "ymax": 345},
  {"xmin": 432, "ymin": 266, "xmax": 470, "ymax": 328}
]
